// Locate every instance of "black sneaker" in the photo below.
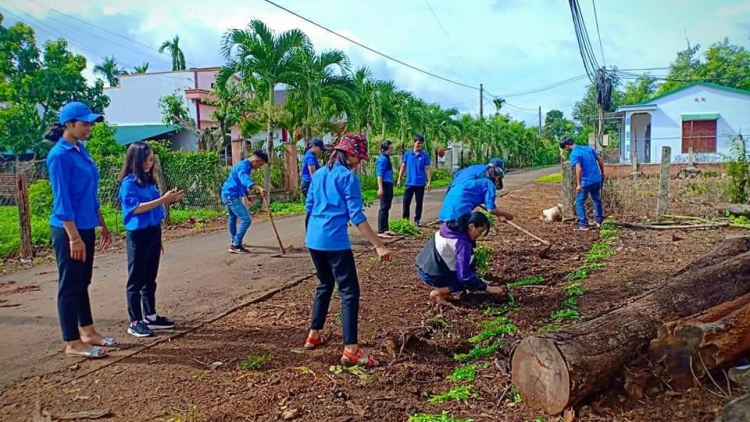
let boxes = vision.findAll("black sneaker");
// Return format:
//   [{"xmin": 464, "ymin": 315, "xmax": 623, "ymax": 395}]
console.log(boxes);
[
  {"xmin": 127, "ymin": 321, "xmax": 154, "ymax": 338},
  {"xmin": 144, "ymin": 315, "xmax": 176, "ymax": 330},
  {"xmin": 229, "ymin": 244, "xmax": 250, "ymax": 254},
  {"xmin": 415, "ymin": 220, "xmax": 422, "ymax": 227}
]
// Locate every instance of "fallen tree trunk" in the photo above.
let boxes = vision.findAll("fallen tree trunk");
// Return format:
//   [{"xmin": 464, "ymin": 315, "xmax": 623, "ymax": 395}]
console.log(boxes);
[
  {"xmin": 649, "ymin": 293, "xmax": 750, "ymax": 389},
  {"xmin": 721, "ymin": 203, "xmax": 750, "ymax": 217},
  {"xmin": 511, "ymin": 239, "xmax": 750, "ymax": 415}
]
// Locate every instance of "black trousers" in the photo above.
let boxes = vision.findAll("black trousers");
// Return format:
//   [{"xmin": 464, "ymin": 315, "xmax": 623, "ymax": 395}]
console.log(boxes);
[
  {"xmin": 402, "ymin": 185, "xmax": 426, "ymax": 221},
  {"xmin": 378, "ymin": 182, "xmax": 394, "ymax": 233},
  {"xmin": 308, "ymin": 249, "xmax": 360, "ymax": 345},
  {"xmin": 52, "ymin": 227, "xmax": 96, "ymax": 342},
  {"xmin": 126, "ymin": 225, "xmax": 162, "ymax": 322}
]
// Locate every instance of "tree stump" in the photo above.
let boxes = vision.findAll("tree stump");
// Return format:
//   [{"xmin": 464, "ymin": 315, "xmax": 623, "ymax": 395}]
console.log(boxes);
[
  {"xmin": 511, "ymin": 238, "xmax": 750, "ymax": 415},
  {"xmin": 649, "ymin": 293, "xmax": 750, "ymax": 389}
]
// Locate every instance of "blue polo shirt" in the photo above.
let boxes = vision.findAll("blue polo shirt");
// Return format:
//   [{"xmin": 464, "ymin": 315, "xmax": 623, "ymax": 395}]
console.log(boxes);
[
  {"xmin": 449, "ymin": 164, "xmax": 488, "ymax": 190},
  {"xmin": 402, "ymin": 150, "xmax": 431, "ymax": 186},
  {"xmin": 375, "ymin": 154, "xmax": 394, "ymax": 184},
  {"xmin": 119, "ymin": 175, "xmax": 165, "ymax": 231},
  {"xmin": 305, "ymin": 163, "xmax": 367, "ymax": 251},
  {"xmin": 569, "ymin": 146, "xmax": 602, "ymax": 187},
  {"xmin": 221, "ymin": 160, "xmax": 256, "ymax": 200},
  {"xmin": 47, "ymin": 140, "xmax": 101, "ymax": 229},
  {"xmin": 438, "ymin": 178, "xmax": 497, "ymax": 222},
  {"xmin": 300, "ymin": 150, "xmax": 320, "ymax": 184}
]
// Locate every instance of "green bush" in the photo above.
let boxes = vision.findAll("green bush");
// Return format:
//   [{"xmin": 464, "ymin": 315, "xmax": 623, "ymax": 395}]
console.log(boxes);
[
  {"xmin": 28, "ymin": 179, "xmax": 52, "ymax": 218},
  {"xmin": 432, "ymin": 167, "xmax": 451, "ymax": 181}
]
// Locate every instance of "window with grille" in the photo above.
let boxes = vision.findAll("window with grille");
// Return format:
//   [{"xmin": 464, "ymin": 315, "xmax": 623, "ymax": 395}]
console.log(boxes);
[{"xmin": 681, "ymin": 120, "xmax": 717, "ymax": 154}]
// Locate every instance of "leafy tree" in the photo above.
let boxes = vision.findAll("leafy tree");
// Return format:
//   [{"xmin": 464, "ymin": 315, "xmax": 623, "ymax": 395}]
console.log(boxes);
[
  {"xmin": 94, "ymin": 56, "xmax": 127, "ymax": 87},
  {"xmin": 0, "ymin": 17, "xmax": 110, "ymax": 157},
  {"xmin": 492, "ymin": 98, "xmax": 506, "ymax": 115},
  {"xmin": 621, "ymin": 75, "xmax": 658, "ymax": 105},
  {"xmin": 543, "ymin": 109, "xmax": 574, "ymax": 141},
  {"xmin": 159, "ymin": 35, "xmax": 186, "ymax": 71},
  {"xmin": 133, "ymin": 62, "xmax": 150, "ymax": 74},
  {"xmin": 86, "ymin": 122, "xmax": 123, "ymax": 159},
  {"xmin": 159, "ymin": 92, "xmax": 194, "ymax": 127}
]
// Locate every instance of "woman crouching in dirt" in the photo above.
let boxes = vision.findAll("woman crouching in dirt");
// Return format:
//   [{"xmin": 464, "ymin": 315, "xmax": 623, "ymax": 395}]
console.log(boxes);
[
  {"xmin": 415, "ymin": 211, "xmax": 508, "ymax": 304},
  {"xmin": 118, "ymin": 142, "xmax": 184, "ymax": 338},
  {"xmin": 303, "ymin": 133, "xmax": 391, "ymax": 368}
]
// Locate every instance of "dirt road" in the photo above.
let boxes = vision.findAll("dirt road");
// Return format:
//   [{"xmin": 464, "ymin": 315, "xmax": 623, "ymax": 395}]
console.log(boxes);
[{"xmin": 0, "ymin": 166, "xmax": 557, "ymax": 389}]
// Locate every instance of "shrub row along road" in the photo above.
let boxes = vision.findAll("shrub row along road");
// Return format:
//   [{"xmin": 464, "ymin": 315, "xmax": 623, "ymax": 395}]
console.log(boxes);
[{"xmin": 0, "ymin": 166, "xmax": 558, "ymax": 389}]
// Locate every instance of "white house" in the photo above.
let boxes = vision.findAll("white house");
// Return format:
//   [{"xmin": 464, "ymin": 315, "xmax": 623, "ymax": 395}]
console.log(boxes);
[{"xmin": 616, "ymin": 82, "xmax": 750, "ymax": 164}]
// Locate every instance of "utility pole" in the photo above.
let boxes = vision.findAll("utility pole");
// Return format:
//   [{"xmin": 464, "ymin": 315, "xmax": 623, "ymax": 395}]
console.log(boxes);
[
  {"xmin": 479, "ymin": 83, "xmax": 484, "ymax": 119},
  {"xmin": 538, "ymin": 106, "xmax": 542, "ymax": 138}
]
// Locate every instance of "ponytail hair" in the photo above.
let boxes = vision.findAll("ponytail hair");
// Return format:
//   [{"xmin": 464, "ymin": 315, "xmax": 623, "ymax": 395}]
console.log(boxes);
[
  {"xmin": 446, "ymin": 211, "xmax": 490, "ymax": 236},
  {"xmin": 44, "ymin": 123, "xmax": 65, "ymax": 142}
]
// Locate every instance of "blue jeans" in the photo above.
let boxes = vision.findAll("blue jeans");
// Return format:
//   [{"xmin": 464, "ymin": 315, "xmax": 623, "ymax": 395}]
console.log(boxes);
[
  {"xmin": 126, "ymin": 225, "xmax": 161, "ymax": 322},
  {"xmin": 51, "ymin": 227, "xmax": 96, "ymax": 342},
  {"xmin": 225, "ymin": 196, "xmax": 252, "ymax": 246},
  {"xmin": 575, "ymin": 182, "xmax": 604, "ymax": 227},
  {"xmin": 308, "ymin": 249, "xmax": 360, "ymax": 345}
]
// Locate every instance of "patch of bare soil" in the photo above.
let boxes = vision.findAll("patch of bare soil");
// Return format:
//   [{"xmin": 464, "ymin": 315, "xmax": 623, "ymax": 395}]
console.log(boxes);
[{"xmin": 0, "ymin": 180, "xmax": 744, "ymax": 422}]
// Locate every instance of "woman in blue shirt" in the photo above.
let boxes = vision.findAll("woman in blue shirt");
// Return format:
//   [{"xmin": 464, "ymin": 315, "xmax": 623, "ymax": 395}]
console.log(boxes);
[
  {"xmin": 375, "ymin": 140, "xmax": 396, "ymax": 238},
  {"xmin": 118, "ymin": 142, "xmax": 184, "ymax": 338},
  {"xmin": 303, "ymin": 133, "xmax": 391, "ymax": 367},
  {"xmin": 300, "ymin": 138, "xmax": 324, "ymax": 199},
  {"xmin": 45, "ymin": 102, "xmax": 114, "ymax": 359}
]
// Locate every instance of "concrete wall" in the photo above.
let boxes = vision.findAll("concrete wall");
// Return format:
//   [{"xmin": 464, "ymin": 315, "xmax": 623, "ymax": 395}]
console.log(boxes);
[
  {"xmin": 643, "ymin": 85, "xmax": 749, "ymax": 162},
  {"xmin": 104, "ymin": 72, "xmax": 196, "ymax": 125}
]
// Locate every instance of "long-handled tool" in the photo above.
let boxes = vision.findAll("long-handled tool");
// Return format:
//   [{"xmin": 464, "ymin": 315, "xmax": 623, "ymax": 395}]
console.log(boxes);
[
  {"xmin": 262, "ymin": 195, "xmax": 289, "ymax": 255},
  {"xmin": 505, "ymin": 220, "xmax": 552, "ymax": 259}
]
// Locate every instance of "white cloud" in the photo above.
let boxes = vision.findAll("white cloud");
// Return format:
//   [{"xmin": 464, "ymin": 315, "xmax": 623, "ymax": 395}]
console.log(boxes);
[{"xmin": 718, "ymin": 1, "xmax": 750, "ymax": 16}]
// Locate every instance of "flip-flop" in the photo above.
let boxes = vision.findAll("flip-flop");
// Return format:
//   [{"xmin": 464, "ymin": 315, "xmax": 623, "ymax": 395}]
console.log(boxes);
[
  {"xmin": 88, "ymin": 336, "xmax": 117, "ymax": 347},
  {"xmin": 66, "ymin": 346, "xmax": 107, "ymax": 359},
  {"xmin": 377, "ymin": 233, "xmax": 393, "ymax": 239},
  {"xmin": 385, "ymin": 231, "xmax": 397, "ymax": 236}
]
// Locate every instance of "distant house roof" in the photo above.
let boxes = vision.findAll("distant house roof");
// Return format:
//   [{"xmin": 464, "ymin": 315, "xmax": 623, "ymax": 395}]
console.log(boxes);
[
  {"xmin": 114, "ymin": 124, "xmax": 181, "ymax": 146},
  {"xmin": 617, "ymin": 82, "xmax": 750, "ymax": 112}
]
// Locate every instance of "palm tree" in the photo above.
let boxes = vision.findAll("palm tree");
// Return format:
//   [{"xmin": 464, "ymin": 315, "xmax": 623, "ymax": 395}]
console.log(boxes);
[
  {"xmin": 288, "ymin": 46, "xmax": 355, "ymax": 141},
  {"xmin": 493, "ymin": 98, "xmax": 506, "ymax": 116},
  {"xmin": 159, "ymin": 35, "xmax": 186, "ymax": 71},
  {"xmin": 133, "ymin": 62, "xmax": 150, "ymax": 74},
  {"xmin": 220, "ymin": 19, "xmax": 309, "ymax": 195},
  {"xmin": 94, "ymin": 56, "xmax": 127, "ymax": 87}
]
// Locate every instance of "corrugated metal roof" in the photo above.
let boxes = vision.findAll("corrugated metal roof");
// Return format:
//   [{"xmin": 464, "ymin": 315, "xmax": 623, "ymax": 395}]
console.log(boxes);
[{"xmin": 114, "ymin": 124, "xmax": 181, "ymax": 145}]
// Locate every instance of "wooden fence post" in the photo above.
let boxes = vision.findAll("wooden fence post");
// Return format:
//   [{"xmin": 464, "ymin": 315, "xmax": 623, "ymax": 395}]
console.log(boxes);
[
  {"xmin": 562, "ymin": 161, "xmax": 576, "ymax": 222},
  {"xmin": 656, "ymin": 146, "xmax": 671, "ymax": 217},
  {"xmin": 16, "ymin": 172, "xmax": 33, "ymax": 259},
  {"xmin": 152, "ymin": 154, "xmax": 170, "ymax": 225}
]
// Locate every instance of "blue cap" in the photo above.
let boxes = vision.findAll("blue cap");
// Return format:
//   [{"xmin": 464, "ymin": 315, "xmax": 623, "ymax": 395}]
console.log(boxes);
[
  {"xmin": 59, "ymin": 102, "xmax": 103, "ymax": 125},
  {"xmin": 310, "ymin": 137, "xmax": 325, "ymax": 149},
  {"xmin": 489, "ymin": 158, "xmax": 504, "ymax": 167}
]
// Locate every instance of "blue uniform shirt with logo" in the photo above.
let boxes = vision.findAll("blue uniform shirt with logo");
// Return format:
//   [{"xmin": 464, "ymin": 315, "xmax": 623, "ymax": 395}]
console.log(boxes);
[
  {"xmin": 47, "ymin": 140, "xmax": 101, "ymax": 229},
  {"xmin": 119, "ymin": 175, "xmax": 165, "ymax": 231},
  {"xmin": 221, "ymin": 160, "xmax": 256, "ymax": 200},
  {"xmin": 375, "ymin": 154, "xmax": 394, "ymax": 184},
  {"xmin": 438, "ymin": 178, "xmax": 497, "ymax": 222},
  {"xmin": 305, "ymin": 163, "xmax": 368, "ymax": 251},
  {"xmin": 402, "ymin": 150, "xmax": 431, "ymax": 186},
  {"xmin": 300, "ymin": 150, "xmax": 320, "ymax": 184},
  {"xmin": 569, "ymin": 145, "xmax": 602, "ymax": 187}
]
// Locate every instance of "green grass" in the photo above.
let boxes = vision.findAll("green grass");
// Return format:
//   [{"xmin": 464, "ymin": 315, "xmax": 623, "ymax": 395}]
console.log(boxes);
[
  {"xmin": 473, "ymin": 244, "xmax": 493, "ymax": 278},
  {"xmin": 427, "ymin": 385, "xmax": 479, "ymax": 404},
  {"xmin": 269, "ymin": 201, "xmax": 306, "ymax": 216},
  {"xmin": 481, "ymin": 293, "xmax": 516, "ymax": 317},
  {"xmin": 408, "ymin": 411, "xmax": 474, "ymax": 422},
  {"xmin": 535, "ymin": 172, "xmax": 562, "ymax": 183},
  {"xmin": 563, "ymin": 282, "xmax": 587, "ymax": 297},
  {"xmin": 361, "ymin": 179, "xmax": 451, "ymax": 202},
  {"xmin": 551, "ymin": 307, "xmax": 582, "ymax": 322},
  {"xmin": 169, "ymin": 208, "xmax": 225, "ymax": 224},
  {"xmin": 538, "ymin": 323, "xmax": 566, "ymax": 332},
  {"xmin": 509, "ymin": 386, "xmax": 523, "ymax": 403},
  {"xmin": 454, "ymin": 341, "xmax": 501, "ymax": 362},
  {"xmin": 447, "ymin": 364, "xmax": 476, "ymax": 382},
  {"xmin": 507, "ymin": 275, "xmax": 545, "ymax": 289},
  {"xmin": 239, "ymin": 354, "xmax": 272, "ymax": 371},
  {"xmin": 566, "ymin": 263, "xmax": 604, "ymax": 281},
  {"xmin": 389, "ymin": 219, "xmax": 420, "ymax": 236}
]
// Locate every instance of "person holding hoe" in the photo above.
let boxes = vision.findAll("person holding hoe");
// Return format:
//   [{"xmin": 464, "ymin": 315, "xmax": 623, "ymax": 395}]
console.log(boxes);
[
  {"xmin": 438, "ymin": 166, "xmax": 513, "ymax": 224},
  {"xmin": 45, "ymin": 101, "xmax": 115, "ymax": 358},
  {"xmin": 118, "ymin": 142, "xmax": 184, "ymax": 338},
  {"xmin": 303, "ymin": 132, "xmax": 391, "ymax": 368},
  {"xmin": 221, "ymin": 150, "xmax": 268, "ymax": 254},
  {"xmin": 397, "ymin": 134, "xmax": 432, "ymax": 227},
  {"xmin": 300, "ymin": 138, "xmax": 325, "ymax": 199},
  {"xmin": 559, "ymin": 137, "xmax": 605, "ymax": 230},
  {"xmin": 447, "ymin": 157, "xmax": 505, "ymax": 194},
  {"xmin": 376, "ymin": 140, "xmax": 397, "ymax": 238},
  {"xmin": 416, "ymin": 211, "xmax": 508, "ymax": 304}
]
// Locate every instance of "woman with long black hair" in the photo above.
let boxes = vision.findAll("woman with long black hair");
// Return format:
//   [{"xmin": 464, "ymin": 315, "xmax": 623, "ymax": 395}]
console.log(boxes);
[
  {"xmin": 118, "ymin": 142, "xmax": 184, "ymax": 337},
  {"xmin": 45, "ymin": 102, "xmax": 114, "ymax": 358}
]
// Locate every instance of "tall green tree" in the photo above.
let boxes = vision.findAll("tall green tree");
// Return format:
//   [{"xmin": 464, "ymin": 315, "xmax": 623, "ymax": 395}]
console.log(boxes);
[
  {"xmin": 220, "ymin": 19, "xmax": 309, "ymax": 194},
  {"xmin": 543, "ymin": 109, "xmax": 574, "ymax": 140},
  {"xmin": 657, "ymin": 39, "xmax": 750, "ymax": 94},
  {"xmin": 621, "ymin": 75, "xmax": 658, "ymax": 105},
  {"xmin": 94, "ymin": 56, "xmax": 127, "ymax": 87},
  {"xmin": 159, "ymin": 35, "xmax": 186, "ymax": 71},
  {"xmin": 0, "ymin": 17, "xmax": 110, "ymax": 156}
]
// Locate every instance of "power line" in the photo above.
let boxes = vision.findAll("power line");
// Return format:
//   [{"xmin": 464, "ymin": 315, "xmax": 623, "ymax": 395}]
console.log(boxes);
[
  {"xmin": 497, "ymin": 74, "xmax": 588, "ymax": 98},
  {"xmin": 258, "ymin": 0, "xmax": 481, "ymax": 91},
  {"xmin": 423, "ymin": 0, "xmax": 479, "ymax": 84},
  {"xmin": 591, "ymin": 0, "xmax": 606, "ymax": 67}
]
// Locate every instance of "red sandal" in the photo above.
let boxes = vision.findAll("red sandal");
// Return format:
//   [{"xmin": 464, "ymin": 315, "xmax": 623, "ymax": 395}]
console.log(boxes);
[
  {"xmin": 304, "ymin": 332, "xmax": 330, "ymax": 350},
  {"xmin": 340, "ymin": 348, "xmax": 379, "ymax": 367}
]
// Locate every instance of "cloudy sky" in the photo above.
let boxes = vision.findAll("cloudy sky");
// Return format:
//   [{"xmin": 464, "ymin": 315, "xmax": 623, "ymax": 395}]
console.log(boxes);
[{"xmin": 2, "ymin": 0, "xmax": 749, "ymax": 125}]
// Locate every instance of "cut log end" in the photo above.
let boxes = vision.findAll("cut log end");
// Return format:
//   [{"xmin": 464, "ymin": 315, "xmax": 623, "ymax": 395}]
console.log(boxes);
[{"xmin": 511, "ymin": 337, "xmax": 570, "ymax": 415}]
